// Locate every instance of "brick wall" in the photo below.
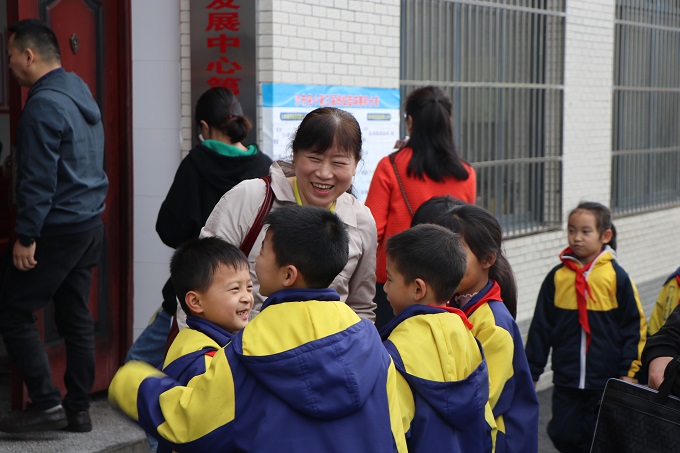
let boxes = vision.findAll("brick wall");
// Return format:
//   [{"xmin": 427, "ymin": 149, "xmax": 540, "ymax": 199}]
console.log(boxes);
[{"xmin": 180, "ymin": 0, "xmax": 192, "ymax": 155}]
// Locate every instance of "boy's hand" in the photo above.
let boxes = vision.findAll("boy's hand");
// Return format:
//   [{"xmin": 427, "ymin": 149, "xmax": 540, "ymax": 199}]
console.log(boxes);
[{"xmin": 618, "ymin": 376, "xmax": 637, "ymax": 384}]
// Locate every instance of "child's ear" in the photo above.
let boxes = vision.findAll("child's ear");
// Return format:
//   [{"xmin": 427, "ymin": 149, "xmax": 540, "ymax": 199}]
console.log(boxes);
[
  {"xmin": 413, "ymin": 278, "xmax": 427, "ymax": 302},
  {"xmin": 601, "ymin": 228, "xmax": 613, "ymax": 245},
  {"xmin": 482, "ymin": 252, "xmax": 497, "ymax": 270},
  {"xmin": 185, "ymin": 291, "xmax": 204, "ymax": 314},
  {"xmin": 281, "ymin": 265, "xmax": 299, "ymax": 288}
]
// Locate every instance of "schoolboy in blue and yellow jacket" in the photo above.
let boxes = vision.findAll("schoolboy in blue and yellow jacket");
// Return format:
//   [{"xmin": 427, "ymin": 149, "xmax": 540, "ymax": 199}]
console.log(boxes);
[
  {"xmin": 380, "ymin": 224, "xmax": 495, "ymax": 453},
  {"xmin": 109, "ymin": 206, "xmax": 407, "ymax": 453},
  {"xmin": 648, "ymin": 266, "xmax": 680, "ymax": 336}
]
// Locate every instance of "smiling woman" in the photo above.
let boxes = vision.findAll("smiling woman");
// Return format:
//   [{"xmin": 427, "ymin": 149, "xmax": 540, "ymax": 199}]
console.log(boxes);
[{"xmin": 196, "ymin": 107, "xmax": 377, "ymax": 321}]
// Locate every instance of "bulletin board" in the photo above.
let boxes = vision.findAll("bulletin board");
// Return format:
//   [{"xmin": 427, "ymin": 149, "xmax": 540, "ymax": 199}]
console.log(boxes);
[{"xmin": 262, "ymin": 83, "xmax": 400, "ymax": 202}]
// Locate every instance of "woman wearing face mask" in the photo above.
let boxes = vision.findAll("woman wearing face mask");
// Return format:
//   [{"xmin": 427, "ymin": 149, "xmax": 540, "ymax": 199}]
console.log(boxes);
[
  {"xmin": 126, "ymin": 87, "xmax": 272, "ymax": 369},
  {"xmin": 195, "ymin": 107, "xmax": 377, "ymax": 321}
]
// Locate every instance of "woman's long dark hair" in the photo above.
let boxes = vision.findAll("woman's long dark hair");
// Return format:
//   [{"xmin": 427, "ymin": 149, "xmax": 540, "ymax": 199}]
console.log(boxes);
[
  {"xmin": 435, "ymin": 204, "xmax": 518, "ymax": 318},
  {"xmin": 404, "ymin": 86, "xmax": 470, "ymax": 182}
]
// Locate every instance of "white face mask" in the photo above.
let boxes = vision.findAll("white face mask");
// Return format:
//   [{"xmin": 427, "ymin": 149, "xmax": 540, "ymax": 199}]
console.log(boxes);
[{"xmin": 198, "ymin": 133, "xmax": 205, "ymax": 143}]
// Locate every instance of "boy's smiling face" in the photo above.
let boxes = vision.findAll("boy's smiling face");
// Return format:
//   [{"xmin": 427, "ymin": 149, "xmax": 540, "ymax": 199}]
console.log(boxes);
[{"xmin": 193, "ymin": 264, "xmax": 253, "ymax": 333}]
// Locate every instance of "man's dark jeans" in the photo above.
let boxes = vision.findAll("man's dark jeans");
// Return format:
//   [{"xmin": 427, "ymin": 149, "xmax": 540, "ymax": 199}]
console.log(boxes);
[{"xmin": 0, "ymin": 226, "xmax": 104, "ymax": 412}]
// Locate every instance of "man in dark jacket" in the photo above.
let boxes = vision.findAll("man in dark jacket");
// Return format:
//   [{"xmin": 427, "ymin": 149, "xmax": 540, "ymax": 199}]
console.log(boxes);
[
  {"xmin": 643, "ymin": 304, "xmax": 680, "ymax": 391},
  {"xmin": 0, "ymin": 19, "xmax": 108, "ymax": 433}
]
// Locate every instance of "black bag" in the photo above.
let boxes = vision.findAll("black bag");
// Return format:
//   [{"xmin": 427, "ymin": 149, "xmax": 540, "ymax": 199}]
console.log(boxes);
[{"xmin": 591, "ymin": 359, "xmax": 680, "ymax": 453}]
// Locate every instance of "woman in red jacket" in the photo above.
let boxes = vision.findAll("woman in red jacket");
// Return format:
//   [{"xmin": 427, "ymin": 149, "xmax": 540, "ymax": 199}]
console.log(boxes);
[{"xmin": 365, "ymin": 86, "xmax": 476, "ymax": 328}]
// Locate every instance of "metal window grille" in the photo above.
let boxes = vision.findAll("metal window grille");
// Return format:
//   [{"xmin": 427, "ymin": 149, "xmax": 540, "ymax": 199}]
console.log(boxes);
[
  {"xmin": 400, "ymin": 0, "xmax": 565, "ymax": 236},
  {"xmin": 612, "ymin": 0, "xmax": 680, "ymax": 215}
]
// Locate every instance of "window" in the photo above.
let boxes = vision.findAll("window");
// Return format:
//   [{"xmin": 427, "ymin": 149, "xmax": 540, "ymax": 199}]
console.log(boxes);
[
  {"xmin": 612, "ymin": 0, "xmax": 680, "ymax": 214},
  {"xmin": 401, "ymin": 0, "xmax": 565, "ymax": 236}
]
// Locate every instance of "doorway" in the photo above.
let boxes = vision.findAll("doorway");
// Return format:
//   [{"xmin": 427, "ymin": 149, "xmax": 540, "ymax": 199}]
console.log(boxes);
[{"xmin": 2, "ymin": 0, "xmax": 133, "ymax": 409}]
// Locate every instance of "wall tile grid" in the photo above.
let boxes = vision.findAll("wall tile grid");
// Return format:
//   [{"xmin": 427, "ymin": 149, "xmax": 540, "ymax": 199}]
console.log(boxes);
[
  {"xmin": 180, "ymin": 0, "xmax": 192, "ymax": 155},
  {"xmin": 131, "ymin": 0, "xmax": 181, "ymax": 338}
]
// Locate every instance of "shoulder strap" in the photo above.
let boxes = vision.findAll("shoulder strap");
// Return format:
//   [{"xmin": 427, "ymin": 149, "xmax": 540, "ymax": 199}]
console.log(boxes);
[
  {"xmin": 240, "ymin": 176, "xmax": 274, "ymax": 256},
  {"xmin": 389, "ymin": 151, "xmax": 414, "ymax": 217}
]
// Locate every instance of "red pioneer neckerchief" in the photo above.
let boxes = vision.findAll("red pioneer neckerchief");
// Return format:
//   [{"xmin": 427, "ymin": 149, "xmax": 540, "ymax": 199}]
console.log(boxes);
[
  {"xmin": 560, "ymin": 248, "xmax": 597, "ymax": 352},
  {"xmin": 428, "ymin": 305, "xmax": 474, "ymax": 330},
  {"xmin": 460, "ymin": 280, "xmax": 503, "ymax": 319}
]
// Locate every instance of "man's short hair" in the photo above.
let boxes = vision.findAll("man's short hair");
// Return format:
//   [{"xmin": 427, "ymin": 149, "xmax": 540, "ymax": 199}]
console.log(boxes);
[
  {"xmin": 171, "ymin": 237, "xmax": 249, "ymax": 314},
  {"xmin": 264, "ymin": 205, "xmax": 349, "ymax": 289},
  {"xmin": 386, "ymin": 224, "xmax": 467, "ymax": 302},
  {"xmin": 8, "ymin": 19, "xmax": 61, "ymax": 63}
]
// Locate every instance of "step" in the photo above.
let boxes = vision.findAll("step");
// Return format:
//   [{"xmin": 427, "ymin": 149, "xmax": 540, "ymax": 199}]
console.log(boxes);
[{"xmin": 0, "ymin": 394, "xmax": 150, "ymax": 453}]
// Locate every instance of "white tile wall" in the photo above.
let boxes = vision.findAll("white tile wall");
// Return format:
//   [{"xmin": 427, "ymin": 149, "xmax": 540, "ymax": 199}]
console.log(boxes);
[{"xmin": 131, "ymin": 0, "xmax": 181, "ymax": 340}]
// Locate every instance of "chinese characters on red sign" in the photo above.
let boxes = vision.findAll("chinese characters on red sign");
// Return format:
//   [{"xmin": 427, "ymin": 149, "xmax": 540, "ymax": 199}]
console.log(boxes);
[{"xmin": 205, "ymin": 0, "xmax": 242, "ymax": 94}]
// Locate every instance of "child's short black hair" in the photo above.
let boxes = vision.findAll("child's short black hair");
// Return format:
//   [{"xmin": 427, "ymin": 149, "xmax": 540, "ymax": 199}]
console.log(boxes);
[
  {"xmin": 264, "ymin": 205, "xmax": 349, "ymax": 288},
  {"xmin": 386, "ymin": 224, "xmax": 466, "ymax": 302},
  {"xmin": 171, "ymin": 237, "xmax": 249, "ymax": 314},
  {"xmin": 411, "ymin": 195, "xmax": 466, "ymax": 227}
]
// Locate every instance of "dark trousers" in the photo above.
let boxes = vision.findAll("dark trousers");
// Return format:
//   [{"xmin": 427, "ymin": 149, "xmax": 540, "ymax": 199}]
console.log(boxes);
[
  {"xmin": 548, "ymin": 385, "xmax": 602, "ymax": 453},
  {"xmin": 0, "ymin": 226, "xmax": 103, "ymax": 411},
  {"xmin": 374, "ymin": 283, "xmax": 395, "ymax": 330}
]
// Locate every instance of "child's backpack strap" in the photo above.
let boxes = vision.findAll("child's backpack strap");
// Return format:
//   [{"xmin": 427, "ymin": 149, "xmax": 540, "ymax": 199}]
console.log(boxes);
[{"xmin": 239, "ymin": 175, "xmax": 274, "ymax": 256}]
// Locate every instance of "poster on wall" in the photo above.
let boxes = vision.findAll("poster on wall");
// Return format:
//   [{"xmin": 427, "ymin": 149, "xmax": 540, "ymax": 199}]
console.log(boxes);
[{"xmin": 262, "ymin": 84, "xmax": 400, "ymax": 202}]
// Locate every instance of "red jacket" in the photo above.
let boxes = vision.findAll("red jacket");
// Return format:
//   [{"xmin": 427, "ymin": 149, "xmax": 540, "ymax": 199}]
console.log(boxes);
[{"xmin": 365, "ymin": 147, "xmax": 476, "ymax": 283}]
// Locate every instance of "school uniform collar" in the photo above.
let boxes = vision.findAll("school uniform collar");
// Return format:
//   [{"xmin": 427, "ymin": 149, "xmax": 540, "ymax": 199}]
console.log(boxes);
[
  {"xmin": 459, "ymin": 280, "xmax": 502, "ymax": 318},
  {"xmin": 260, "ymin": 287, "xmax": 341, "ymax": 311}
]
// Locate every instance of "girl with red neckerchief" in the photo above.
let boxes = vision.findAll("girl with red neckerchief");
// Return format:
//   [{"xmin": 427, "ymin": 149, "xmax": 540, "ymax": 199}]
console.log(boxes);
[
  {"xmin": 525, "ymin": 201, "xmax": 647, "ymax": 453},
  {"xmin": 413, "ymin": 201, "xmax": 539, "ymax": 453}
]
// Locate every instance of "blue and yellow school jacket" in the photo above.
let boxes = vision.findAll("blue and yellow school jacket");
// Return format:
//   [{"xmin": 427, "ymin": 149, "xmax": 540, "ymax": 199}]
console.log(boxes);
[
  {"xmin": 525, "ymin": 246, "xmax": 647, "ymax": 389},
  {"xmin": 648, "ymin": 267, "xmax": 680, "ymax": 336},
  {"xmin": 460, "ymin": 280, "xmax": 539, "ymax": 453},
  {"xmin": 156, "ymin": 317, "xmax": 234, "ymax": 453},
  {"xmin": 109, "ymin": 288, "xmax": 407, "ymax": 453},
  {"xmin": 162, "ymin": 316, "xmax": 233, "ymax": 385},
  {"xmin": 380, "ymin": 304, "xmax": 495, "ymax": 453}
]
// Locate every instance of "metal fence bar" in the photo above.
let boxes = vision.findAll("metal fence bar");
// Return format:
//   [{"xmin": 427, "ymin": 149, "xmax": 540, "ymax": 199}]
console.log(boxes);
[
  {"xmin": 400, "ymin": 0, "xmax": 564, "ymax": 235},
  {"xmin": 612, "ymin": 0, "xmax": 680, "ymax": 215}
]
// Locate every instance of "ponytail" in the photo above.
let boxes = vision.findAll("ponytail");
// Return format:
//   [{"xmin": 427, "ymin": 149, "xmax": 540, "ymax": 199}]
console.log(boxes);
[
  {"xmin": 489, "ymin": 254, "xmax": 517, "ymax": 318},
  {"xmin": 222, "ymin": 115, "xmax": 252, "ymax": 143}
]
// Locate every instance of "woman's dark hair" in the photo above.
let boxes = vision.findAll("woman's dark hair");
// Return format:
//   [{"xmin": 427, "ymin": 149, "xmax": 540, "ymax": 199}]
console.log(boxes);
[
  {"xmin": 291, "ymin": 107, "xmax": 362, "ymax": 162},
  {"xmin": 404, "ymin": 86, "xmax": 470, "ymax": 182},
  {"xmin": 195, "ymin": 87, "xmax": 252, "ymax": 143},
  {"xmin": 8, "ymin": 19, "xmax": 61, "ymax": 63},
  {"xmin": 569, "ymin": 201, "xmax": 617, "ymax": 251},
  {"xmin": 434, "ymin": 204, "xmax": 518, "ymax": 318}
]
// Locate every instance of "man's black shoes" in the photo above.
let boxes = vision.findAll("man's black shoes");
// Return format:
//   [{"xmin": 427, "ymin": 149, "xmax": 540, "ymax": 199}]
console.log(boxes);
[
  {"xmin": 64, "ymin": 409, "xmax": 92, "ymax": 433},
  {"xmin": 0, "ymin": 405, "xmax": 68, "ymax": 433}
]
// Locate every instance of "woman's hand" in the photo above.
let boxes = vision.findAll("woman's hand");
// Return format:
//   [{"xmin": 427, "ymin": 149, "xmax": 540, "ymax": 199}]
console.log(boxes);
[{"xmin": 648, "ymin": 356, "xmax": 674, "ymax": 390}]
